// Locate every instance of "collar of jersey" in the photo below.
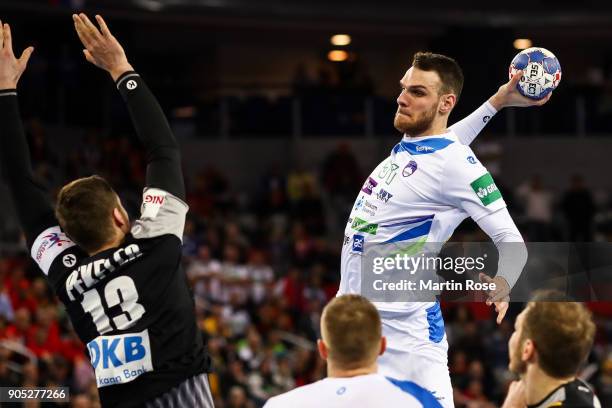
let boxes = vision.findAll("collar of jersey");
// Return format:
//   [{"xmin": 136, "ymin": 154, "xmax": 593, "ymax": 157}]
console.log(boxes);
[{"xmin": 393, "ymin": 136, "xmax": 454, "ymax": 155}]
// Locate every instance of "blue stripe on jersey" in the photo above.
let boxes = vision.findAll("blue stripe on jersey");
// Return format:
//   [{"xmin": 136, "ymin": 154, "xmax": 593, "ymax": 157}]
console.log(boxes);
[
  {"xmin": 385, "ymin": 377, "xmax": 443, "ymax": 408},
  {"xmin": 383, "ymin": 220, "xmax": 432, "ymax": 244},
  {"xmin": 392, "ymin": 138, "xmax": 454, "ymax": 155},
  {"xmin": 380, "ymin": 214, "xmax": 434, "ymax": 228},
  {"xmin": 426, "ymin": 301, "xmax": 445, "ymax": 343}
]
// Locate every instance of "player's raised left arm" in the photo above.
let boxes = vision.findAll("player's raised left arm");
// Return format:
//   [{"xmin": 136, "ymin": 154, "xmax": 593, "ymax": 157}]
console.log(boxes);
[
  {"xmin": 450, "ymin": 70, "xmax": 552, "ymax": 145},
  {"xmin": 73, "ymin": 13, "xmax": 185, "ymax": 201},
  {"xmin": 0, "ymin": 21, "xmax": 58, "ymax": 246}
]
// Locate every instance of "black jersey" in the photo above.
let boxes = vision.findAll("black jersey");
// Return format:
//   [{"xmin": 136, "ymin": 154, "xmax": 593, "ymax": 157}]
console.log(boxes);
[
  {"xmin": 1, "ymin": 68, "xmax": 206, "ymax": 407},
  {"xmin": 528, "ymin": 379, "xmax": 601, "ymax": 408},
  {"xmin": 30, "ymin": 188, "xmax": 210, "ymax": 407}
]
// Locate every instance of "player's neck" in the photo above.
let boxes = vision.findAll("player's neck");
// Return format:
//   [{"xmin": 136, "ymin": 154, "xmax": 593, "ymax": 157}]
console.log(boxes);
[
  {"xmin": 89, "ymin": 233, "xmax": 125, "ymax": 256},
  {"xmin": 327, "ymin": 361, "xmax": 377, "ymax": 378},
  {"xmin": 523, "ymin": 365, "xmax": 574, "ymax": 405}
]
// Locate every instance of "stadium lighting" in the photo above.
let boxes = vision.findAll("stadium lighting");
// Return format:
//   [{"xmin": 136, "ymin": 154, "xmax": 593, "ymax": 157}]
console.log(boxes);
[
  {"xmin": 330, "ymin": 34, "xmax": 351, "ymax": 46},
  {"xmin": 513, "ymin": 38, "xmax": 533, "ymax": 50},
  {"xmin": 328, "ymin": 50, "xmax": 349, "ymax": 62}
]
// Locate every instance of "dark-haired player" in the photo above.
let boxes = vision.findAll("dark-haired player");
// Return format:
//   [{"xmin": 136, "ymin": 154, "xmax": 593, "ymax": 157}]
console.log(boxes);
[{"xmin": 0, "ymin": 15, "xmax": 212, "ymax": 407}]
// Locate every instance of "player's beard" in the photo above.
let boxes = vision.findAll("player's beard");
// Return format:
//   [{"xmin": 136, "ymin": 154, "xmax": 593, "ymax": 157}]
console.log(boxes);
[
  {"xmin": 509, "ymin": 338, "xmax": 527, "ymax": 375},
  {"xmin": 394, "ymin": 102, "xmax": 438, "ymax": 136}
]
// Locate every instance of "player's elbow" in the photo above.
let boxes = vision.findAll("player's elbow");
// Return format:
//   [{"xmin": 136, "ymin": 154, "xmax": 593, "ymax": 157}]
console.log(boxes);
[
  {"xmin": 147, "ymin": 145, "xmax": 181, "ymax": 164},
  {"xmin": 516, "ymin": 240, "xmax": 528, "ymax": 269}
]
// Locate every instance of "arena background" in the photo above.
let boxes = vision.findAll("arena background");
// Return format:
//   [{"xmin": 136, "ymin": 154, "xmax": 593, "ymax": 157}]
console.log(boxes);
[{"xmin": 0, "ymin": 1, "xmax": 611, "ymax": 406}]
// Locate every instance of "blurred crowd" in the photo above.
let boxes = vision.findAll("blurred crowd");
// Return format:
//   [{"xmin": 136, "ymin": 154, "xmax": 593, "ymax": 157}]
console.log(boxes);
[{"xmin": 1, "ymin": 121, "xmax": 612, "ymax": 407}]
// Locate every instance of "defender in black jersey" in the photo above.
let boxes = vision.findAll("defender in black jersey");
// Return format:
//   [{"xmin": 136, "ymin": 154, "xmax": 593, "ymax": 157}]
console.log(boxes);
[
  {"xmin": 0, "ymin": 16, "xmax": 212, "ymax": 407},
  {"xmin": 501, "ymin": 294, "xmax": 600, "ymax": 408}
]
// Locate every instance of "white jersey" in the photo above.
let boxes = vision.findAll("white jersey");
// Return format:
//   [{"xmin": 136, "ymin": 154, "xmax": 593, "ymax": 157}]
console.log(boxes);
[
  {"xmin": 339, "ymin": 130, "xmax": 506, "ymax": 312},
  {"xmin": 263, "ymin": 373, "xmax": 441, "ymax": 408}
]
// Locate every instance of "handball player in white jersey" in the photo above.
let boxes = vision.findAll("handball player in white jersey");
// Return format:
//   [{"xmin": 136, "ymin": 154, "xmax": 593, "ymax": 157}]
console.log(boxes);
[
  {"xmin": 264, "ymin": 295, "xmax": 442, "ymax": 408},
  {"xmin": 339, "ymin": 52, "xmax": 551, "ymax": 407}
]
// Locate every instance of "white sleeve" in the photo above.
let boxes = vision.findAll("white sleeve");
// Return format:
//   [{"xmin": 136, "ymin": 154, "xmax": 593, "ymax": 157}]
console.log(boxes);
[
  {"xmin": 130, "ymin": 187, "xmax": 188, "ymax": 241},
  {"xmin": 449, "ymin": 101, "xmax": 497, "ymax": 145},
  {"xmin": 476, "ymin": 208, "xmax": 527, "ymax": 289},
  {"xmin": 441, "ymin": 148, "xmax": 506, "ymax": 222}
]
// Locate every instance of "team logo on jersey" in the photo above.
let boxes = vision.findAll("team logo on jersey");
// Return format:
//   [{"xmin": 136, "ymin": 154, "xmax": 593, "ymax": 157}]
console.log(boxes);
[
  {"xmin": 126, "ymin": 79, "xmax": 138, "ymax": 90},
  {"xmin": 43, "ymin": 232, "xmax": 71, "ymax": 249},
  {"xmin": 376, "ymin": 189, "xmax": 393, "ymax": 203},
  {"xmin": 470, "ymin": 173, "xmax": 502, "ymax": 206},
  {"xmin": 467, "ymin": 156, "xmax": 477, "ymax": 164},
  {"xmin": 483, "ymin": 115, "xmax": 491, "ymax": 123},
  {"xmin": 351, "ymin": 235, "xmax": 365, "ymax": 253},
  {"xmin": 336, "ymin": 387, "xmax": 347, "ymax": 395},
  {"xmin": 351, "ymin": 217, "xmax": 378, "ymax": 235},
  {"xmin": 361, "ymin": 177, "xmax": 378, "ymax": 195},
  {"xmin": 402, "ymin": 160, "xmax": 418, "ymax": 177},
  {"xmin": 62, "ymin": 254, "xmax": 77, "ymax": 268}
]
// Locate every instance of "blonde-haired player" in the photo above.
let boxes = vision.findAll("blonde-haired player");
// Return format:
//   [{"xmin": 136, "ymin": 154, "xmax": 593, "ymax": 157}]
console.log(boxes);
[{"xmin": 264, "ymin": 294, "xmax": 441, "ymax": 408}]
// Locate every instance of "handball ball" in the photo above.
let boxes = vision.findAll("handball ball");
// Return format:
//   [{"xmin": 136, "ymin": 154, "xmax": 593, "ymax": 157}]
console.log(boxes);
[{"xmin": 509, "ymin": 47, "xmax": 561, "ymax": 100}]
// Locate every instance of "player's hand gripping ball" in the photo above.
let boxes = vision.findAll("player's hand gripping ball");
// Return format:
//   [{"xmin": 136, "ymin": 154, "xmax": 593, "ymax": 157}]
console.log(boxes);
[{"xmin": 509, "ymin": 47, "xmax": 561, "ymax": 100}]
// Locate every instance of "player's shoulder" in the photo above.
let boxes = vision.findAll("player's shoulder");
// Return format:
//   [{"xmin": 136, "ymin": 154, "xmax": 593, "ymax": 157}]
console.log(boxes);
[
  {"xmin": 264, "ymin": 375, "xmax": 439, "ymax": 408},
  {"xmin": 131, "ymin": 187, "xmax": 188, "ymax": 241},
  {"xmin": 392, "ymin": 134, "xmax": 457, "ymax": 158},
  {"xmin": 30, "ymin": 226, "xmax": 86, "ymax": 280},
  {"xmin": 561, "ymin": 379, "xmax": 601, "ymax": 407},
  {"xmin": 439, "ymin": 132, "xmax": 488, "ymax": 174},
  {"xmin": 385, "ymin": 377, "xmax": 443, "ymax": 408},
  {"xmin": 534, "ymin": 379, "xmax": 601, "ymax": 408},
  {"xmin": 263, "ymin": 379, "xmax": 328, "ymax": 407}
]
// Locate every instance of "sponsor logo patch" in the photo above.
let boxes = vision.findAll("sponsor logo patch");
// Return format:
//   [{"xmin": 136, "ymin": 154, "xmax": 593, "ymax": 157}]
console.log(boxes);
[
  {"xmin": 31, "ymin": 227, "xmax": 76, "ymax": 276},
  {"xmin": 354, "ymin": 196, "xmax": 365, "ymax": 211},
  {"xmin": 376, "ymin": 188, "xmax": 393, "ymax": 203},
  {"xmin": 361, "ymin": 177, "xmax": 378, "ymax": 195},
  {"xmin": 470, "ymin": 173, "xmax": 502, "ymax": 206},
  {"xmin": 467, "ymin": 156, "xmax": 477, "ymax": 164},
  {"xmin": 63, "ymin": 254, "xmax": 77, "ymax": 268},
  {"xmin": 351, "ymin": 235, "xmax": 365, "ymax": 253},
  {"xmin": 141, "ymin": 188, "xmax": 167, "ymax": 219},
  {"xmin": 351, "ymin": 217, "xmax": 378, "ymax": 235},
  {"xmin": 87, "ymin": 329, "xmax": 153, "ymax": 388}
]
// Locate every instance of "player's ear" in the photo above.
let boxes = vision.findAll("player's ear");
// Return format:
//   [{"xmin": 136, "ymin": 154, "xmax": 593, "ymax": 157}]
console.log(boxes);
[
  {"xmin": 522, "ymin": 338, "xmax": 535, "ymax": 362},
  {"xmin": 112, "ymin": 207, "xmax": 126, "ymax": 228},
  {"xmin": 317, "ymin": 339, "xmax": 328, "ymax": 361},
  {"xmin": 379, "ymin": 336, "xmax": 387, "ymax": 356},
  {"xmin": 439, "ymin": 93, "xmax": 456, "ymax": 114}
]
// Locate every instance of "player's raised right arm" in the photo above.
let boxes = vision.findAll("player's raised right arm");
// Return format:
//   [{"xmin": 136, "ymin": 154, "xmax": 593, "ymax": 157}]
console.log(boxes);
[
  {"xmin": 73, "ymin": 13, "xmax": 185, "ymax": 201},
  {"xmin": 0, "ymin": 21, "xmax": 57, "ymax": 246},
  {"xmin": 450, "ymin": 70, "xmax": 552, "ymax": 145}
]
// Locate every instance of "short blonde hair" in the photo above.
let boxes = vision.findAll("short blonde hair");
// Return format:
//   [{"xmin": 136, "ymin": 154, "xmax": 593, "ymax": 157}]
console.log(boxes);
[{"xmin": 321, "ymin": 295, "xmax": 381, "ymax": 369}]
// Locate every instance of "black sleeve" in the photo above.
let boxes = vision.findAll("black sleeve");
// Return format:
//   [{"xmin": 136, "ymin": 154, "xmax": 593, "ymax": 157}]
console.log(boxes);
[
  {"xmin": 0, "ymin": 90, "xmax": 57, "ymax": 247},
  {"xmin": 115, "ymin": 71, "xmax": 186, "ymax": 201}
]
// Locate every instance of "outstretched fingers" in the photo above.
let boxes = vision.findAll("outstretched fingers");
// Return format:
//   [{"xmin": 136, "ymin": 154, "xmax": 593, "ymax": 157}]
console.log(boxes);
[
  {"xmin": 95, "ymin": 15, "xmax": 112, "ymax": 37},
  {"xmin": 73, "ymin": 14, "xmax": 99, "ymax": 48},
  {"xmin": 3, "ymin": 23, "xmax": 14, "ymax": 55}
]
